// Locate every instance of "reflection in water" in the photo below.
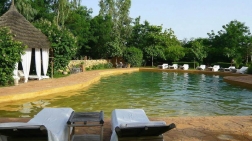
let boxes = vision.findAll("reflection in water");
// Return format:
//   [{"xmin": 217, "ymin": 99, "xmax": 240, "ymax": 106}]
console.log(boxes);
[
  {"xmin": 18, "ymin": 100, "xmax": 51, "ymax": 117},
  {"xmin": 0, "ymin": 72, "xmax": 252, "ymax": 118}
]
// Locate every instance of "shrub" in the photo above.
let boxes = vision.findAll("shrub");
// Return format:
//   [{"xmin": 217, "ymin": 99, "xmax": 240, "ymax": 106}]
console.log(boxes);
[
  {"xmin": 33, "ymin": 19, "xmax": 78, "ymax": 76},
  {"xmin": 247, "ymin": 63, "xmax": 252, "ymax": 74},
  {"xmin": 123, "ymin": 47, "xmax": 143, "ymax": 67},
  {"xmin": 86, "ymin": 62, "xmax": 113, "ymax": 71},
  {"xmin": 104, "ymin": 62, "xmax": 113, "ymax": 68},
  {"xmin": 0, "ymin": 27, "xmax": 25, "ymax": 86}
]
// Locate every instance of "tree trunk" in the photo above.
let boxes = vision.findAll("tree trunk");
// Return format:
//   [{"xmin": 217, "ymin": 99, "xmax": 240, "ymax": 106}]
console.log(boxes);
[{"xmin": 152, "ymin": 56, "xmax": 153, "ymax": 67}]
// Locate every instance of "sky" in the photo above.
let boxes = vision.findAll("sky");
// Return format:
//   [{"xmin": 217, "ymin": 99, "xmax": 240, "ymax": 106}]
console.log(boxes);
[{"xmin": 81, "ymin": 0, "xmax": 252, "ymax": 40}]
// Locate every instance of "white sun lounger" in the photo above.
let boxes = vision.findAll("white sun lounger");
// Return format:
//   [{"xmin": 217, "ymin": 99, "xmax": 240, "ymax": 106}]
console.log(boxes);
[
  {"xmin": 224, "ymin": 66, "xmax": 236, "ymax": 72},
  {"xmin": 169, "ymin": 64, "xmax": 178, "ymax": 69},
  {"xmin": 110, "ymin": 109, "xmax": 175, "ymax": 141},
  {"xmin": 196, "ymin": 65, "xmax": 206, "ymax": 70},
  {"xmin": 158, "ymin": 64, "xmax": 169, "ymax": 69},
  {"xmin": 236, "ymin": 66, "xmax": 248, "ymax": 74},
  {"xmin": 0, "ymin": 108, "xmax": 73, "ymax": 141},
  {"xmin": 181, "ymin": 64, "xmax": 189, "ymax": 70}
]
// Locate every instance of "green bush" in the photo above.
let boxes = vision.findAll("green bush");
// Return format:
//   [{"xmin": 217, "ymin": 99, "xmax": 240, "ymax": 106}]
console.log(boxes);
[
  {"xmin": 123, "ymin": 47, "xmax": 143, "ymax": 67},
  {"xmin": 86, "ymin": 62, "xmax": 113, "ymax": 71},
  {"xmin": 104, "ymin": 62, "xmax": 113, "ymax": 68},
  {"xmin": 247, "ymin": 63, "xmax": 252, "ymax": 74},
  {"xmin": 0, "ymin": 27, "xmax": 25, "ymax": 86},
  {"xmin": 33, "ymin": 19, "xmax": 78, "ymax": 76},
  {"xmin": 172, "ymin": 62, "xmax": 199, "ymax": 69}
]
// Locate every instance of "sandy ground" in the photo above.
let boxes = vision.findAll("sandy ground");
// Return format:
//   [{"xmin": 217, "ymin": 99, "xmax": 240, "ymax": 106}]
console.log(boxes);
[
  {"xmin": 0, "ymin": 116, "xmax": 252, "ymax": 141},
  {"xmin": 0, "ymin": 68, "xmax": 252, "ymax": 140}
]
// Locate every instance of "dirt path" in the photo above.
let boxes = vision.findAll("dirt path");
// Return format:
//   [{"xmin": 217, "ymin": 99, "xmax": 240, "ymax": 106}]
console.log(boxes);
[{"xmin": 1, "ymin": 116, "xmax": 252, "ymax": 141}]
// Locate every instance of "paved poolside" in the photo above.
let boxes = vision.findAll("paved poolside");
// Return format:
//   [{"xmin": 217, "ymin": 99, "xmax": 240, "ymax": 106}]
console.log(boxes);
[{"xmin": 0, "ymin": 68, "xmax": 252, "ymax": 140}]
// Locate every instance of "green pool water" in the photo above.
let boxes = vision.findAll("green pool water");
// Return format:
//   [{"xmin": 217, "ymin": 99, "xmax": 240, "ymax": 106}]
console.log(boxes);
[{"xmin": 1, "ymin": 71, "xmax": 252, "ymax": 118}]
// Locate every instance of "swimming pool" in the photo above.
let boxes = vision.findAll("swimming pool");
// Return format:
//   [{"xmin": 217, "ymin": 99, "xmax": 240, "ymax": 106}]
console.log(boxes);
[{"xmin": 0, "ymin": 71, "xmax": 252, "ymax": 117}]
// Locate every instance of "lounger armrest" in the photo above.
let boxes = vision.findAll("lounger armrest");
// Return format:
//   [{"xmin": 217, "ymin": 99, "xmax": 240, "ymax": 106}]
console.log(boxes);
[
  {"xmin": 0, "ymin": 125, "xmax": 47, "ymax": 137},
  {"xmin": 115, "ymin": 123, "xmax": 176, "ymax": 137},
  {"xmin": 99, "ymin": 111, "xmax": 104, "ymax": 124},
  {"xmin": 119, "ymin": 121, "xmax": 166, "ymax": 128},
  {"xmin": 67, "ymin": 111, "xmax": 75, "ymax": 125}
]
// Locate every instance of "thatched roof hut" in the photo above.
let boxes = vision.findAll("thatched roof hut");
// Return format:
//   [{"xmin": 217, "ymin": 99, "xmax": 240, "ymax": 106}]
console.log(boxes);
[
  {"xmin": 0, "ymin": 1, "xmax": 50, "ymax": 49},
  {"xmin": 0, "ymin": 1, "xmax": 51, "ymax": 83}
]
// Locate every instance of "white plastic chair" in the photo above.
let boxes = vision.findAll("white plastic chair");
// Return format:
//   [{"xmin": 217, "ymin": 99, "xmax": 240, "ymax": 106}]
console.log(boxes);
[
  {"xmin": 196, "ymin": 65, "xmax": 206, "ymax": 70},
  {"xmin": 224, "ymin": 66, "xmax": 236, "ymax": 72},
  {"xmin": 181, "ymin": 64, "xmax": 189, "ymax": 70},
  {"xmin": 158, "ymin": 63, "xmax": 169, "ymax": 69},
  {"xmin": 169, "ymin": 64, "xmax": 178, "ymax": 69},
  {"xmin": 236, "ymin": 66, "xmax": 248, "ymax": 74},
  {"xmin": 212, "ymin": 65, "xmax": 220, "ymax": 72}
]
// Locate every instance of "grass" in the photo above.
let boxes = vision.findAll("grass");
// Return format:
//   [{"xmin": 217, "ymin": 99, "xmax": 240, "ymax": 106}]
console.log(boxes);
[{"xmin": 53, "ymin": 72, "xmax": 70, "ymax": 78}]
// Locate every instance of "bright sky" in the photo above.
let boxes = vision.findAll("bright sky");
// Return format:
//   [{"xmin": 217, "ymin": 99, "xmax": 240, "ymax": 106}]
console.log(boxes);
[{"xmin": 81, "ymin": 0, "xmax": 252, "ymax": 40}]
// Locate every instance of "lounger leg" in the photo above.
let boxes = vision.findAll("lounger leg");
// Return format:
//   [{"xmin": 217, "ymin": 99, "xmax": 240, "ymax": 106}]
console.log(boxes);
[{"xmin": 100, "ymin": 125, "xmax": 103, "ymax": 141}]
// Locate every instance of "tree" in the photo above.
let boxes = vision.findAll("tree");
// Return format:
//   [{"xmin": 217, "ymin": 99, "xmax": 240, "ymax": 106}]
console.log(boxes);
[
  {"xmin": 106, "ymin": 38, "xmax": 123, "ymax": 61},
  {"xmin": 0, "ymin": 0, "xmax": 38, "ymax": 22},
  {"xmin": 15, "ymin": 0, "xmax": 38, "ymax": 22},
  {"xmin": 165, "ymin": 45, "xmax": 185, "ymax": 62},
  {"xmin": 161, "ymin": 28, "xmax": 184, "ymax": 62},
  {"xmin": 143, "ymin": 25, "xmax": 166, "ymax": 66},
  {"xmin": 64, "ymin": 5, "xmax": 92, "ymax": 58},
  {"xmin": 52, "ymin": 0, "xmax": 81, "ymax": 26},
  {"xmin": 0, "ymin": 0, "xmax": 10, "ymax": 15},
  {"xmin": 34, "ymin": 19, "xmax": 78, "ymax": 74},
  {"xmin": 31, "ymin": 0, "xmax": 54, "ymax": 21},
  {"xmin": 127, "ymin": 17, "xmax": 148, "ymax": 49},
  {"xmin": 129, "ymin": 18, "xmax": 183, "ymax": 66},
  {"xmin": 207, "ymin": 20, "xmax": 251, "ymax": 66},
  {"xmin": 190, "ymin": 39, "xmax": 207, "ymax": 64},
  {"xmin": 0, "ymin": 27, "xmax": 25, "ymax": 86},
  {"xmin": 88, "ymin": 15, "xmax": 113, "ymax": 58},
  {"xmin": 98, "ymin": 0, "xmax": 132, "ymax": 58},
  {"xmin": 123, "ymin": 47, "xmax": 143, "ymax": 67}
]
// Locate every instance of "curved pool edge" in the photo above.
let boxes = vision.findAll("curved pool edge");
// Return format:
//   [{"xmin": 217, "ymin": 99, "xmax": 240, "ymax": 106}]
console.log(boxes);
[
  {"xmin": 0, "ymin": 68, "xmax": 139, "ymax": 103},
  {"xmin": 0, "ymin": 68, "xmax": 251, "ymax": 103},
  {"xmin": 223, "ymin": 75, "xmax": 252, "ymax": 89}
]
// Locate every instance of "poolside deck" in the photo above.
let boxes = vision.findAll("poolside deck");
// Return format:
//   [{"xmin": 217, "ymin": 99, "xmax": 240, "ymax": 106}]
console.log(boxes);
[{"xmin": 0, "ymin": 68, "xmax": 252, "ymax": 140}]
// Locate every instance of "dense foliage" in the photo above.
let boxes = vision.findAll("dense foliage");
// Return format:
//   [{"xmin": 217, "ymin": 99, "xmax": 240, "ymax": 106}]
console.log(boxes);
[
  {"xmin": 0, "ymin": 27, "xmax": 25, "ymax": 86},
  {"xmin": 247, "ymin": 65, "xmax": 252, "ymax": 74},
  {"xmin": 0, "ymin": 0, "xmax": 252, "ymax": 71},
  {"xmin": 123, "ymin": 47, "xmax": 143, "ymax": 67},
  {"xmin": 85, "ymin": 62, "xmax": 113, "ymax": 71},
  {"xmin": 33, "ymin": 19, "xmax": 78, "ymax": 74}
]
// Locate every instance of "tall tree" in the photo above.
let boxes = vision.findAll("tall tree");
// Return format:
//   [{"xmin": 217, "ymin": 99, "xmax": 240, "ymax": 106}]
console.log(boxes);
[
  {"xmin": 0, "ymin": 0, "xmax": 10, "ymax": 15},
  {"xmin": 64, "ymin": 5, "xmax": 92, "ymax": 58},
  {"xmin": 52, "ymin": 0, "xmax": 81, "ymax": 26},
  {"xmin": 98, "ymin": 0, "xmax": 132, "ymax": 59},
  {"xmin": 15, "ymin": 0, "xmax": 38, "ymax": 21},
  {"xmin": 207, "ymin": 20, "xmax": 251, "ymax": 66},
  {"xmin": 190, "ymin": 39, "xmax": 207, "ymax": 64},
  {"xmin": 161, "ymin": 28, "xmax": 184, "ymax": 62},
  {"xmin": 142, "ymin": 24, "xmax": 165, "ymax": 67},
  {"xmin": 88, "ymin": 15, "xmax": 113, "ymax": 58},
  {"xmin": 0, "ymin": 0, "xmax": 38, "ymax": 22},
  {"xmin": 31, "ymin": 0, "xmax": 54, "ymax": 21},
  {"xmin": 129, "ymin": 18, "xmax": 182, "ymax": 66}
]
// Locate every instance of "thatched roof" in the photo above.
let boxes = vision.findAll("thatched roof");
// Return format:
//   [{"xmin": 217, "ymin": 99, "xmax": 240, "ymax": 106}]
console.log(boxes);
[{"xmin": 0, "ymin": 2, "xmax": 50, "ymax": 49}]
